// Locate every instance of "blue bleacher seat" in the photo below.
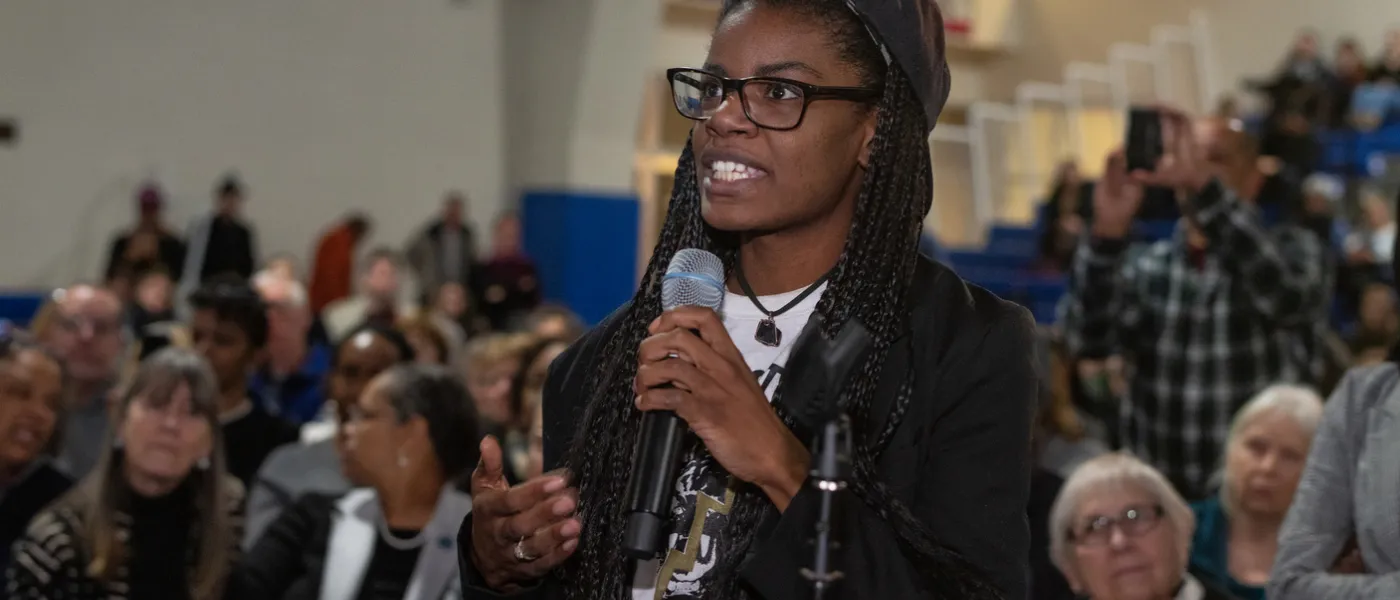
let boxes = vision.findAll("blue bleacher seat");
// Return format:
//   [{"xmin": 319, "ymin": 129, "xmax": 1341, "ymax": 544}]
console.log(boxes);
[{"xmin": 0, "ymin": 293, "xmax": 46, "ymax": 327}]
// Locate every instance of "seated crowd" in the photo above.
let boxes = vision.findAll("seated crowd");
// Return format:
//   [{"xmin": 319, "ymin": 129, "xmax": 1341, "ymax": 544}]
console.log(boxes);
[
  {"xmin": 0, "ymin": 181, "xmax": 585, "ymax": 598},
  {"xmin": 1024, "ymin": 48, "xmax": 1400, "ymax": 595}
]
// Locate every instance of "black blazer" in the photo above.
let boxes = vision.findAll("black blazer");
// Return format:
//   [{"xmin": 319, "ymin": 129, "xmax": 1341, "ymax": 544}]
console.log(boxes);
[{"xmin": 456, "ymin": 256, "xmax": 1039, "ymax": 599}]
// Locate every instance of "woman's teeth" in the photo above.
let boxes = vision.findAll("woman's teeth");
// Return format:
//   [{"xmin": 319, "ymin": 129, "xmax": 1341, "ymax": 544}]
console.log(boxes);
[{"xmin": 708, "ymin": 160, "xmax": 764, "ymax": 183}]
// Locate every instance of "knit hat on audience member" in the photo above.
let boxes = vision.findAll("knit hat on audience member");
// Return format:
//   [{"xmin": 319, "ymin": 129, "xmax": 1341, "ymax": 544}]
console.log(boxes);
[
  {"xmin": 843, "ymin": 0, "xmax": 952, "ymax": 133},
  {"xmin": 136, "ymin": 182, "xmax": 164, "ymax": 210}
]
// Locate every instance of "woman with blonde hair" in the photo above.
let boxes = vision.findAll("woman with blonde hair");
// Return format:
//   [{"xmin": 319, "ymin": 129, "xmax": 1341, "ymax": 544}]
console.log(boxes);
[
  {"xmin": 1049, "ymin": 453, "xmax": 1239, "ymax": 599},
  {"xmin": 6, "ymin": 347, "xmax": 243, "ymax": 599},
  {"xmin": 1189, "ymin": 384, "xmax": 1322, "ymax": 599}
]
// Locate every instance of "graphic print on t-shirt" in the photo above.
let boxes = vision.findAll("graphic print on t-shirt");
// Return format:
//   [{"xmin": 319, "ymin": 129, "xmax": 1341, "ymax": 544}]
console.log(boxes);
[
  {"xmin": 631, "ymin": 283, "xmax": 825, "ymax": 600},
  {"xmin": 650, "ymin": 363, "xmax": 781, "ymax": 600}
]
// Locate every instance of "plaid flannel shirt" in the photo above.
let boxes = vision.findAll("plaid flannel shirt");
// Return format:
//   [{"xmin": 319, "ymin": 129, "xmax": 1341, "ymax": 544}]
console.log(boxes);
[{"xmin": 1061, "ymin": 181, "xmax": 1328, "ymax": 499}]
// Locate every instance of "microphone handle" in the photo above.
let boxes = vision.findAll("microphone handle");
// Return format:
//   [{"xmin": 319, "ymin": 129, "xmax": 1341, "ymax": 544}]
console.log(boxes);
[{"xmin": 622, "ymin": 408, "xmax": 688, "ymax": 558}]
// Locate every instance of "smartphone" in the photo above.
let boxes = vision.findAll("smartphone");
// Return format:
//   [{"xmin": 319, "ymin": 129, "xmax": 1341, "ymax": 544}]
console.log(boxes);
[{"xmin": 1125, "ymin": 107, "xmax": 1163, "ymax": 173}]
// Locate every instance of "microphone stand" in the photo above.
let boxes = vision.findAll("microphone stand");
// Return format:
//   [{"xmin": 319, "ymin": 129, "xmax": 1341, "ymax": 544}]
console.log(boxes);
[
  {"xmin": 793, "ymin": 321, "xmax": 872, "ymax": 600},
  {"xmin": 802, "ymin": 413, "xmax": 853, "ymax": 600}
]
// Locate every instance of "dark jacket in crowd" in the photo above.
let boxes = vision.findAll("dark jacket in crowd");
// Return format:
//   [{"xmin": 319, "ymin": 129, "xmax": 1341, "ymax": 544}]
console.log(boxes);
[
  {"xmin": 0, "ymin": 460, "xmax": 74, "ymax": 592},
  {"xmin": 105, "ymin": 229, "xmax": 187, "ymax": 282}
]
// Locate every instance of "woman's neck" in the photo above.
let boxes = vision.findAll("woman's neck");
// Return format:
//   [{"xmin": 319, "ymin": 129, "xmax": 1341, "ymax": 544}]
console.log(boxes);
[
  {"xmin": 1230, "ymin": 510, "xmax": 1283, "ymax": 546},
  {"xmin": 378, "ymin": 469, "xmax": 445, "ymax": 530},
  {"xmin": 1228, "ymin": 511, "xmax": 1282, "ymax": 585},
  {"xmin": 731, "ymin": 224, "xmax": 848, "ymax": 296},
  {"xmin": 123, "ymin": 462, "xmax": 183, "ymax": 498}
]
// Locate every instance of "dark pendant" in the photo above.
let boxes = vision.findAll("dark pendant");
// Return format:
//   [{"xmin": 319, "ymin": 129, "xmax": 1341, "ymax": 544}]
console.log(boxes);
[{"xmin": 755, "ymin": 318, "xmax": 782, "ymax": 347}]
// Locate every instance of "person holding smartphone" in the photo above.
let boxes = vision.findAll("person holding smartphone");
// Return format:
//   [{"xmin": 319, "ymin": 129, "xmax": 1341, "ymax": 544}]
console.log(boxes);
[{"xmin": 1061, "ymin": 108, "xmax": 1328, "ymax": 501}]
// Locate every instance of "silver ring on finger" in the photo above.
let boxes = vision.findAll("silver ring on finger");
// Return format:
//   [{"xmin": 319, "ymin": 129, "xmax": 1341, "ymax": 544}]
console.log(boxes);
[{"xmin": 513, "ymin": 536, "xmax": 540, "ymax": 562}]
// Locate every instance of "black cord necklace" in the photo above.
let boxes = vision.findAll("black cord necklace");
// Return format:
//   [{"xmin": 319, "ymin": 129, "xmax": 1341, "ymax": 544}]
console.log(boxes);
[{"xmin": 735, "ymin": 264, "xmax": 833, "ymax": 348}]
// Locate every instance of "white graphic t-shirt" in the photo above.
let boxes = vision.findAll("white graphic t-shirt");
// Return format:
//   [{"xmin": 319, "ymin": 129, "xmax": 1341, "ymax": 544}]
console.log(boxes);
[{"xmin": 630, "ymin": 283, "xmax": 826, "ymax": 600}]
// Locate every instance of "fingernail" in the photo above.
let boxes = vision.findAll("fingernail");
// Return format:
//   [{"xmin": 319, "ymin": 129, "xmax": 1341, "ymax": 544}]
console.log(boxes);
[
  {"xmin": 553, "ymin": 497, "xmax": 574, "ymax": 516},
  {"xmin": 562, "ymin": 538, "xmax": 578, "ymax": 552},
  {"xmin": 543, "ymin": 477, "xmax": 565, "ymax": 493},
  {"xmin": 562, "ymin": 519, "xmax": 581, "ymax": 537}
]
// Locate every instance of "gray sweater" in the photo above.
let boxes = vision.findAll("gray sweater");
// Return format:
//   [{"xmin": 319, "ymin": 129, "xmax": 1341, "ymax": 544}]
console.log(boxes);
[
  {"xmin": 242, "ymin": 438, "xmax": 351, "ymax": 549},
  {"xmin": 1270, "ymin": 363, "xmax": 1400, "ymax": 598}
]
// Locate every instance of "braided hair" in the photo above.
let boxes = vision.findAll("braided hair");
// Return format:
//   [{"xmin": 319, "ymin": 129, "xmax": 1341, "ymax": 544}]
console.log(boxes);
[{"xmin": 556, "ymin": 1, "xmax": 1002, "ymax": 597}]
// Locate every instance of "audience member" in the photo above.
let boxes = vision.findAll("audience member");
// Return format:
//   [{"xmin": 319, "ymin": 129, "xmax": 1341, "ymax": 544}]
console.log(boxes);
[
  {"xmin": 475, "ymin": 212, "xmax": 541, "ymax": 331},
  {"xmin": 1037, "ymin": 336, "xmax": 1109, "ymax": 479},
  {"xmin": 262, "ymin": 254, "xmax": 301, "ymax": 284},
  {"xmin": 407, "ymin": 191, "xmax": 479, "ymax": 308},
  {"xmin": 41, "ymin": 283, "xmax": 126, "ymax": 478},
  {"xmin": 1298, "ymin": 173, "xmax": 1346, "ymax": 247},
  {"xmin": 308, "ymin": 212, "xmax": 373, "ymax": 313},
  {"xmin": 1063, "ymin": 113, "xmax": 1326, "ymax": 499},
  {"xmin": 250, "ymin": 270, "xmax": 331, "ymax": 424},
  {"xmin": 1036, "ymin": 160, "xmax": 1092, "ymax": 273},
  {"xmin": 1344, "ymin": 185, "xmax": 1395, "ymax": 270},
  {"xmin": 1189, "ymin": 385, "xmax": 1322, "ymax": 600},
  {"xmin": 460, "ymin": 333, "xmax": 533, "ymax": 449},
  {"xmin": 1350, "ymin": 282, "xmax": 1399, "ymax": 346},
  {"xmin": 400, "ymin": 313, "xmax": 454, "ymax": 366},
  {"xmin": 322, "ymin": 248, "xmax": 417, "ymax": 343},
  {"xmin": 188, "ymin": 276, "xmax": 299, "ymax": 488},
  {"xmin": 6, "ymin": 348, "xmax": 243, "ymax": 600},
  {"xmin": 1329, "ymin": 38, "xmax": 1369, "ymax": 127},
  {"xmin": 505, "ymin": 337, "xmax": 568, "ymax": 482},
  {"xmin": 0, "ymin": 335, "xmax": 71, "ymax": 593},
  {"xmin": 1049, "ymin": 453, "xmax": 1240, "ymax": 600},
  {"xmin": 1270, "ymin": 359, "xmax": 1400, "ymax": 598},
  {"xmin": 232, "ymin": 365, "xmax": 477, "ymax": 599},
  {"xmin": 243, "ymin": 324, "xmax": 413, "ymax": 549},
  {"xmin": 126, "ymin": 269, "xmax": 182, "ymax": 363},
  {"xmin": 182, "ymin": 174, "xmax": 259, "ymax": 291},
  {"xmin": 433, "ymin": 281, "xmax": 491, "ymax": 339},
  {"xmin": 522, "ymin": 304, "xmax": 585, "ymax": 344},
  {"xmin": 1353, "ymin": 29, "xmax": 1400, "ymax": 130},
  {"xmin": 1256, "ymin": 32, "xmax": 1330, "ymax": 173},
  {"xmin": 104, "ymin": 182, "xmax": 187, "ymax": 296}
]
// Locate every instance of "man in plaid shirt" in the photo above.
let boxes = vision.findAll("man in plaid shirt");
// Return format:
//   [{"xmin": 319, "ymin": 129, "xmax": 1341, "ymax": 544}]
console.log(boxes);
[{"xmin": 1062, "ymin": 113, "xmax": 1328, "ymax": 499}]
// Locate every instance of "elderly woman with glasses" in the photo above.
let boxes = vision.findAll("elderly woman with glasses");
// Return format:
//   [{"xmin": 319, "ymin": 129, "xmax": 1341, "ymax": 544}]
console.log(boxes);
[
  {"xmin": 1188, "ymin": 385, "xmax": 1322, "ymax": 600},
  {"xmin": 1050, "ymin": 453, "xmax": 1241, "ymax": 600}
]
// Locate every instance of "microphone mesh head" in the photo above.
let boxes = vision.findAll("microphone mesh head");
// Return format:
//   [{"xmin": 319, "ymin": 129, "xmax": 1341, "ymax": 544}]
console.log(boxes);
[{"xmin": 662, "ymin": 249, "xmax": 725, "ymax": 312}]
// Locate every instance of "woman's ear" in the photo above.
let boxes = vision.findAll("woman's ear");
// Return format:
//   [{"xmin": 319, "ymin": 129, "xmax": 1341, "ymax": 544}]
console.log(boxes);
[{"xmin": 857, "ymin": 112, "xmax": 879, "ymax": 170}]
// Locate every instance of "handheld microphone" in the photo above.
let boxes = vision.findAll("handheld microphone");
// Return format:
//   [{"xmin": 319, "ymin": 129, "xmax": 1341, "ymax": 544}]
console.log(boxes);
[{"xmin": 621, "ymin": 248, "xmax": 725, "ymax": 559}]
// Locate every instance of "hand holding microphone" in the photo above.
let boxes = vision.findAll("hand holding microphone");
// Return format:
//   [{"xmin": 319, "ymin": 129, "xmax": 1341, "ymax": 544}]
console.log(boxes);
[
  {"xmin": 624, "ymin": 249, "xmax": 810, "ymax": 562},
  {"xmin": 634, "ymin": 307, "xmax": 810, "ymax": 510}
]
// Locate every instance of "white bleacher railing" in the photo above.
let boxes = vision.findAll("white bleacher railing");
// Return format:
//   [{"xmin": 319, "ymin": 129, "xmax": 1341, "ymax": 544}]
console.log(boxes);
[{"xmin": 963, "ymin": 10, "xmax": 1214, "ymax": 234}]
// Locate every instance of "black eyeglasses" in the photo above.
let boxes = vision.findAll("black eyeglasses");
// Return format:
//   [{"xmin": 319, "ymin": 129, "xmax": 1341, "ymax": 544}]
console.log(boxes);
[
  {"xmin": 667, "ymin": 68, "xmax": 882, "ymax": 131},
  {"xmin": 1068, "ymin": 504, "xmax": 1165, "ymax": 547}
]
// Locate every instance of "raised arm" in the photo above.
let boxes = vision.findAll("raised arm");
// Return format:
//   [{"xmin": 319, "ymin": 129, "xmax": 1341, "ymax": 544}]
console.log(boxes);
[
  {"xmin": 1061, "ymin": 150, "xmax": 1146, "ymax": 359},
  {"xmin": 1189, "ymin": 181, "xmax": 1327, "ymax": 327}
]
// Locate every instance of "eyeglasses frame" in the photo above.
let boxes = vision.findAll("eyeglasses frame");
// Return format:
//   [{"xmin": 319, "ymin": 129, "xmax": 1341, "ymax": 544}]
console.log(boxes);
[
  {"xmin": 666, "ymin": 67, "xmax": 882, "ymax": 132},
  {"xmin": 1067, "ymin": 504, "xmax": 1166, "ymax": 547}
]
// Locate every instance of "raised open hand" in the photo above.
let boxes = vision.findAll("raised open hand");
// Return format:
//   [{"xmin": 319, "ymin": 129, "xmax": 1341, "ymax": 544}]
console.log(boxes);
[{"xmin": 468, "ymin": 436, "xmax": 580, "ymax": 591}]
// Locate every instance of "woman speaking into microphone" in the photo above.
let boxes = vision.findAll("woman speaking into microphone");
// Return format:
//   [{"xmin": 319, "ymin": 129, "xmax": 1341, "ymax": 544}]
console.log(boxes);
[{"xmin": 458, "ymin": 0, "xmax": 1037, "ymax": 598}]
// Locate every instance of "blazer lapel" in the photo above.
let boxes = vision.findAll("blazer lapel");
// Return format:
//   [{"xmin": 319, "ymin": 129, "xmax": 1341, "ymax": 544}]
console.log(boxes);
[
  {"xmin": 320, "ymin": 489, "xmax": 378, "ymax": 600},
  {"xmin": 407, "ymin": 487, "xmax": 474, "ymax": 600}
]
